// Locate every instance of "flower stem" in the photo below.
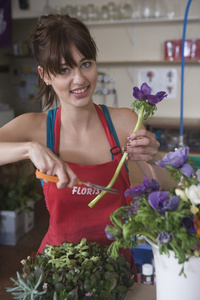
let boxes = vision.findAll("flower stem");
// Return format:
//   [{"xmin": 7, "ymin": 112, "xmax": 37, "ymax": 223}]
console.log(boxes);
[
  {"xmin": 135, "ymin": 231, "xmax": 157, "ymax": 243},
  {"xmin": 88, "ymin": 105, "xmax": 145, "ymax": 208}
]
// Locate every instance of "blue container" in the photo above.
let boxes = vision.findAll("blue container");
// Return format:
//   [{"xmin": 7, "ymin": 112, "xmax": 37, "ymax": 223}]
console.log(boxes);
[
  {"xmin": 131, "ymin": 244, "xmax": 153, "ymax": 266},
  {"xmin": 189, "ymin": 156, "xmax": 200, "ymax": 169}
]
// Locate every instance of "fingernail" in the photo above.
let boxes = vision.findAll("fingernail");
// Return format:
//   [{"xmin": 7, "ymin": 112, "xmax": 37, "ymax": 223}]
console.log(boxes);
[
  {"xmin": 123, "ymin": 147, "xmax": 127, "ymax": 152},
  {"xmin": 127, "ymin": 142, "xmax": 131, "ymax": 147}
]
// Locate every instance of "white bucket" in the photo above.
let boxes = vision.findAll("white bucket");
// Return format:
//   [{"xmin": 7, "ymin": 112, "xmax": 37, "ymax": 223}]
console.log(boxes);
[{"xmin": 150, "ymin": 241, "xmax": 200, "ymax": 300}]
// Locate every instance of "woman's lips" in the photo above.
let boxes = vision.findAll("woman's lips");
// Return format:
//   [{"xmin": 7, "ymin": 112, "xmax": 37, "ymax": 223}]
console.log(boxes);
[{"xmin": 71, "ymin": 86, "xmax": 90, "ymax": 99}]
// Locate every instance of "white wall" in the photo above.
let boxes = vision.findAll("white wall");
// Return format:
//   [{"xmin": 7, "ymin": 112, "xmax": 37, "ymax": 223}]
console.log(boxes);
[
  {"xmin": 9, "ymin": 0, "xmax": 200, "ymax": 119},
  {"xmin": 90, "ymin": 20, "xmax": 200, "ymax": 118}
]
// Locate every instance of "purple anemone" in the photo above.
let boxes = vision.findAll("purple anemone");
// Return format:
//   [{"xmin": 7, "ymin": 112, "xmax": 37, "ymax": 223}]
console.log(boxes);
[
  {"xmin": 157, "ymin": 231, "xmax": 174, "ymax": 245},
  {"xmin": 181, "ymin": 216, "xmax": 197, "ymax": 234},
  {"xmin": 148, "ymin": 191, "xmax": 179, "ymax": 215},
  {"xmin": 133, "ymin": 82, "xmax": 167, "ymax": 106},
  {"xmin": 105, "ymin": 225, "xmax": 123, "ymax": 241},
  {"xmin": 156, "ymin": 146, "xmax": 195, "ymax": 178},
  {"xmin": 124, "ymin": 177, "xmax": 160, "ymax": 200}
]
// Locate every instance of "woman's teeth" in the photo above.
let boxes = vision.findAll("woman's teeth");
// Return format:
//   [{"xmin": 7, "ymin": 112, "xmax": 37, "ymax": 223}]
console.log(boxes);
[{"xmin": 72, "ymin": 87, "xmax": 87, "ymax": 94}]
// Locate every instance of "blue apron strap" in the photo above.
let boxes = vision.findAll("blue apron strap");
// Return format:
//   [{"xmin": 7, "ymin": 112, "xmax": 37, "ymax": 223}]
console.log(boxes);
[
  {"xmin": 99, "ymin": 104, "xmax": 129, "ymax": 176},
  {"xmin": 40, "ymin": 108, "xmax": 58, "ymax": 186},
  {"xmin": 46, "ymin": 108, "xmax": 58, "ymax": 152}
]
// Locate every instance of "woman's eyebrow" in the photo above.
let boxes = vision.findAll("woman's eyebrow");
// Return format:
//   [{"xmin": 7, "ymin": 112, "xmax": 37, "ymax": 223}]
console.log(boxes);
[{"xmin": 59, "ymin": 58, "xmax": 88, "ymax": 67}]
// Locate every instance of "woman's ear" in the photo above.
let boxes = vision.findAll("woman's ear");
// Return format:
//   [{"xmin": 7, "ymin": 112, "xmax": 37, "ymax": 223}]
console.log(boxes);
[
  {"xmin": 38, "ymin": 66, "xmax": 44, "ymax": 78},
  {"xmin": 38, "ymin": 66, "xmax": 50, "ymax": 86}
]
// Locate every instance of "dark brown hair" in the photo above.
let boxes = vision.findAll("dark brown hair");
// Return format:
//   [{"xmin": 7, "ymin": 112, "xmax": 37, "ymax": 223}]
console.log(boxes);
[{"xmin": 29, "ymin": 14, "xmax": 97, "ymax": 109}]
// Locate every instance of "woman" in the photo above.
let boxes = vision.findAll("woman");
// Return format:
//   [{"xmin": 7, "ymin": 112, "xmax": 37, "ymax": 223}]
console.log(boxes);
[{"xmin": 0, "ymin": 15, "xmax": 174, "ymax": 256}]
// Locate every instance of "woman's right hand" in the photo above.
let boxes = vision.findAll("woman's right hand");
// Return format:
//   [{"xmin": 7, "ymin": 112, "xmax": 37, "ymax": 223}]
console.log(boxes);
[{"xmin": 29, "ymin": 141, "xmax": 77, "ymax": 189}]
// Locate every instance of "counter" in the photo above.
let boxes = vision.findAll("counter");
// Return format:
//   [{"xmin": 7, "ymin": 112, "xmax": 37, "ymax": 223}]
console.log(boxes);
[{"xmin": 126, "ymin": 283, "xmax": 156, "ymax": 300}]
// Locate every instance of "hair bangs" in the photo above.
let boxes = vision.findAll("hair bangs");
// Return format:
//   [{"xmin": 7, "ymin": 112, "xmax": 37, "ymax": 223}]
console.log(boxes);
[{"xmin": 44, "ymin": 30, "xmax": 76, "ymax": 76}]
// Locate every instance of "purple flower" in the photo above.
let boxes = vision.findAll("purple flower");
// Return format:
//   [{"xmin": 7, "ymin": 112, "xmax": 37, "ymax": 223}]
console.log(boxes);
[
  {"xmin": 124, "ymin": 177, "xmax": 160, "ymax": 200},
  {"xmin": 180, "ymin": 216, "xmax": 197, "ymax": 234},
  {"xmin": 148, "ymin": 191, "xmax": 179, "ymax": 215},
  {"xmin": 133, "ymin": 82, "xmax": 167, "ymax": 106},
  {"xmin": 157, "ymin": 231, "xmax": 174, "ymax": 245},
  {"xmin": 125, "ymin": 204, "xmax": 138, "ymax": 216},
  {"xmin": 85, "ymin": 292, "xmax": 93, "ymax": 297},
  {"xmin": 156, "ymin": 146, "xmax": 195, "ymax": 178},
  {"xmin": 105, "ymin": 225, "xmax": 123, "ymax": 241}
]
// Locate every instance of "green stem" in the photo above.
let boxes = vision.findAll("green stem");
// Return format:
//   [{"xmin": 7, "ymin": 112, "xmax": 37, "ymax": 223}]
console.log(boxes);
[
  {"xmin": 88, "ymin": 105, "xmax": 145, "ymax": 208},
  {"xmin": 135, "ymin": 231, "xmax": 157, "ymax": 243}
]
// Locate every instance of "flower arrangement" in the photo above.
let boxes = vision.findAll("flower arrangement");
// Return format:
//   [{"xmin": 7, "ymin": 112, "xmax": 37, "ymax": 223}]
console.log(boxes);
[
  {"xmin": 6, "ymin": 238, "xmax": 134, "ymax": 300},
  {"xmin": 105, "ymin": 146, "xmax": 200, "ymax": 275}
]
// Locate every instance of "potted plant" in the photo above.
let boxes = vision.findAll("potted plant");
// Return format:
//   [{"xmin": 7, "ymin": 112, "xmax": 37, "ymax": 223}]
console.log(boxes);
[
  {"xmin": 0, "ymin": 161, "xmax": 41, "ymax": 245},
  {"xmin": 6, "ymin": 238, "xmax": 134, "ymax": 299},
  {"xmin": 105, "ymin": 146, "xmax": 200, "ymax": 300}
]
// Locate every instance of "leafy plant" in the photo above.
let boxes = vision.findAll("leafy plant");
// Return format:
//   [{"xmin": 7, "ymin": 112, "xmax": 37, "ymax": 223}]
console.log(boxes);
[
  {"xmin": 6, "ymin": 238, "xmax": 134, "ymax": 300},
  {"xmin": 0, "ymin": 162, "xmax": 41, "ymax": 211}
]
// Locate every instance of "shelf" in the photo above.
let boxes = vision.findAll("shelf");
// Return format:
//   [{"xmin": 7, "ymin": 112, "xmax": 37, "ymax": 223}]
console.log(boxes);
[
  {"xmin": 86, "ymin": 16, "xmax": 200, "ymax": 26},
  {"xmin": 145, "ymin": 117, "xmax": 200, "ymax": 154},
  {"xmin": 97, "ymin": 60, "xmax": 200, "ymax": 65},
  {"xmin": 144, "ymin": 117, "xmax": 200, "ymax": 129}
]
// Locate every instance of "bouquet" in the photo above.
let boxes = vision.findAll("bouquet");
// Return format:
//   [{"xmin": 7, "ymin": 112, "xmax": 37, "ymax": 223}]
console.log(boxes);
[{"xmin": 105, "ymin": 146, "xmax": 200, "ymax": 275}]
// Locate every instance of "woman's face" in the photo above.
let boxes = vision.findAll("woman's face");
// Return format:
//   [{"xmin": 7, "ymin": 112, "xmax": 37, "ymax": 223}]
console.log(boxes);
[{"xmin": 44, "ymin": 45, "xmax": 97, "ymax": 108}]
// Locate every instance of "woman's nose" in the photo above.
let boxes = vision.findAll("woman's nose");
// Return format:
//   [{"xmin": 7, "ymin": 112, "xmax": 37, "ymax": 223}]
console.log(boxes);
[{"xmin": 72, "ymin": 68, "xmax": 85, "ymax": 84}]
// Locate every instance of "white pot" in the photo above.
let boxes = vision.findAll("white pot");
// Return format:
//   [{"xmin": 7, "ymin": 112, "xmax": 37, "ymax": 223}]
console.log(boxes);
[
  {"xmin": 0, "ymin": 209, "xmax": 24, "ymax": 245},
  {"xmin": 149, "ymin": 240, "xmax": 200, "ymax": 300},
  {"xmin": 24, "ymin": 201, "xmax": 35, "ymax": 233}
]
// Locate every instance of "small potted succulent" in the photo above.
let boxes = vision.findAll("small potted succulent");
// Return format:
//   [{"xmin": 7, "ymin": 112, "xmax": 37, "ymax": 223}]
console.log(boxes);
[{"xmin": 6, "ymin": 238, "xmax": 134, "ymax": 299}]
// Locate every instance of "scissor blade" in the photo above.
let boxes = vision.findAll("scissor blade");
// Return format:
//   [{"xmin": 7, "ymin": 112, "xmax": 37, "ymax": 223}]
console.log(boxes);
[{"xmin": 82, "ymin": 182, "xmax": 118, "ymax": 194}]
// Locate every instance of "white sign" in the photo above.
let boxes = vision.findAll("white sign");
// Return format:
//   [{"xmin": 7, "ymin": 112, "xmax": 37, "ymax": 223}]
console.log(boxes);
[{"xmin": 138, "ymin": 68, "xmax": 177, "ymax": 99}]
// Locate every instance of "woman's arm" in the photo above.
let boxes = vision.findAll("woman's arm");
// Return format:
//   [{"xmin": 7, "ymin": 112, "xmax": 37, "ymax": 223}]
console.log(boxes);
[{"xmin": 0, "ymin": 113, "xmax": 77, "ymax": 189}]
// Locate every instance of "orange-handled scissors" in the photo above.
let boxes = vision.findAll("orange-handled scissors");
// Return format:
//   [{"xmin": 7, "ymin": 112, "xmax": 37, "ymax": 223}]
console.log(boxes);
[{"xmin": 35, "ymin": 169, "xmax": 118, "ymax": 194}]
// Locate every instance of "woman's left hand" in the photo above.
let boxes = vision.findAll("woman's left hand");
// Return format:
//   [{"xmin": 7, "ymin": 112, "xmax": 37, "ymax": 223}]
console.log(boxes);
[{"xmin": 122, "ymin": 128, "xmax": 160, "ymax": 164}]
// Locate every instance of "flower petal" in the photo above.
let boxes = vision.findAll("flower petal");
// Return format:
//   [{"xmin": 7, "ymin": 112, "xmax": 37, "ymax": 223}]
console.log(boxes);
[
  {"xmin": 133, "ymin": 87, "xmax": 145, "ymax": 101},
  {"xmin": 141, "ymin": 82, "xmax": 151, "ymax": 96},
  {"xmin": 180, "ymin": 163, "xmax": 195, "ymax": 177}
]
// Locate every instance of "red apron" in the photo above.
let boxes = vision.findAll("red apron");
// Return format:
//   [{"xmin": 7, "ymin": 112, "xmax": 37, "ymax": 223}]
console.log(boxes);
[{"xmin": 38, "ymin": 105, "xmax": 131, "ymax": 261}]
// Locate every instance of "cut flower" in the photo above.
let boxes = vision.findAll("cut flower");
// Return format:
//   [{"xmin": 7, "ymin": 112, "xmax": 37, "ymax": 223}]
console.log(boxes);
[
  {"xmin": 89, "ymin": 82, "xmax": 167, "ymax": 208},
  {"xmin": 133, "ymin": 82, "xmax": 167, "ymax": 106}
]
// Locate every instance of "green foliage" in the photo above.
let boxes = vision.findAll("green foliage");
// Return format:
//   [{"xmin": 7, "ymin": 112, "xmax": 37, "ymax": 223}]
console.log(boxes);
[
  {"xmin": 131, "ymin": 100, "xmax": 157, "ymax": 120},
  {"xmin": 6, "ymin": 238, "xmax": 134, "ymax": 300},
  {"xmin": 0, "ymin": 173, "xmax": 41, "ymax": 211},
  {"xmin": 107, "ymin": 194, "xmax": 200, "ymax": 270}
]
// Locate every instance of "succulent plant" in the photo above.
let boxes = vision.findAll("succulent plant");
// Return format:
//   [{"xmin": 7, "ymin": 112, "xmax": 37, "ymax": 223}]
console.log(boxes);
[{"xmin": 6, "ymin": 238, "xmax": 134, "ymax": 299}]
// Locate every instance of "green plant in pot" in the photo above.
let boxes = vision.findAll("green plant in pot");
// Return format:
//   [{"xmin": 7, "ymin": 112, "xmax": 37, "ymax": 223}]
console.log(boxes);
[
  {"xmin": 6, "ymin": 238, "xmax": 134, "ymax": 299},
  {"xmin": 0, "ymin": 162, "xmax": 41, "ymax": 212}
]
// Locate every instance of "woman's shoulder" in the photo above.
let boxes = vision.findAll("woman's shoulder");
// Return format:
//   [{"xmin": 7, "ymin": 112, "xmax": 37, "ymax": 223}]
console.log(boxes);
[
  {"xmin": 0, "ymin": 112, "xmax": 47, "ymax": 143},
  {"xmin": 106, "ymin": 106, "xmax": 138, "ymax": 129},
  {"xmin": 103, "ymin": 106, "xmax": 139, "ymax": 142},
  {"xmin": 14, "ymin": 111, "xmax": 47, "ymax": 128}
]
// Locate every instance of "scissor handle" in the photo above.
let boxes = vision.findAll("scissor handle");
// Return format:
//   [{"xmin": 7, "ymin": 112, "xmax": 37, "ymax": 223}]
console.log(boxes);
[
  {"xmin": 76, "ymin": 179, "xmax": 83, "ymax": 185},
  {"xmin": 35, "ymin": 169, "xmax": 83, "ymax": 185},
  {"xmin": 35, "ymin": 169, "xmax": 59, "ymax": 183}
]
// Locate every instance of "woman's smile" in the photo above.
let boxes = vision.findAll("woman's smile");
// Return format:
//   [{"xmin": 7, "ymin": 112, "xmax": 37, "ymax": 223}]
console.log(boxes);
[{"xmin": 71, "ymin": 86, "xmax": 89, "ymax": 98}]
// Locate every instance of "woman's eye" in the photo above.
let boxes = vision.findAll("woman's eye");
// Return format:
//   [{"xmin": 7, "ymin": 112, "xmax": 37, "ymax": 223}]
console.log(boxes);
[
  {"xmin": 82, "ymin": 61, "xmax": 91, "ymax": 68},
  {"xmin": 60, "ymin": 68, "xmax": 69, "ymax": 75}
]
